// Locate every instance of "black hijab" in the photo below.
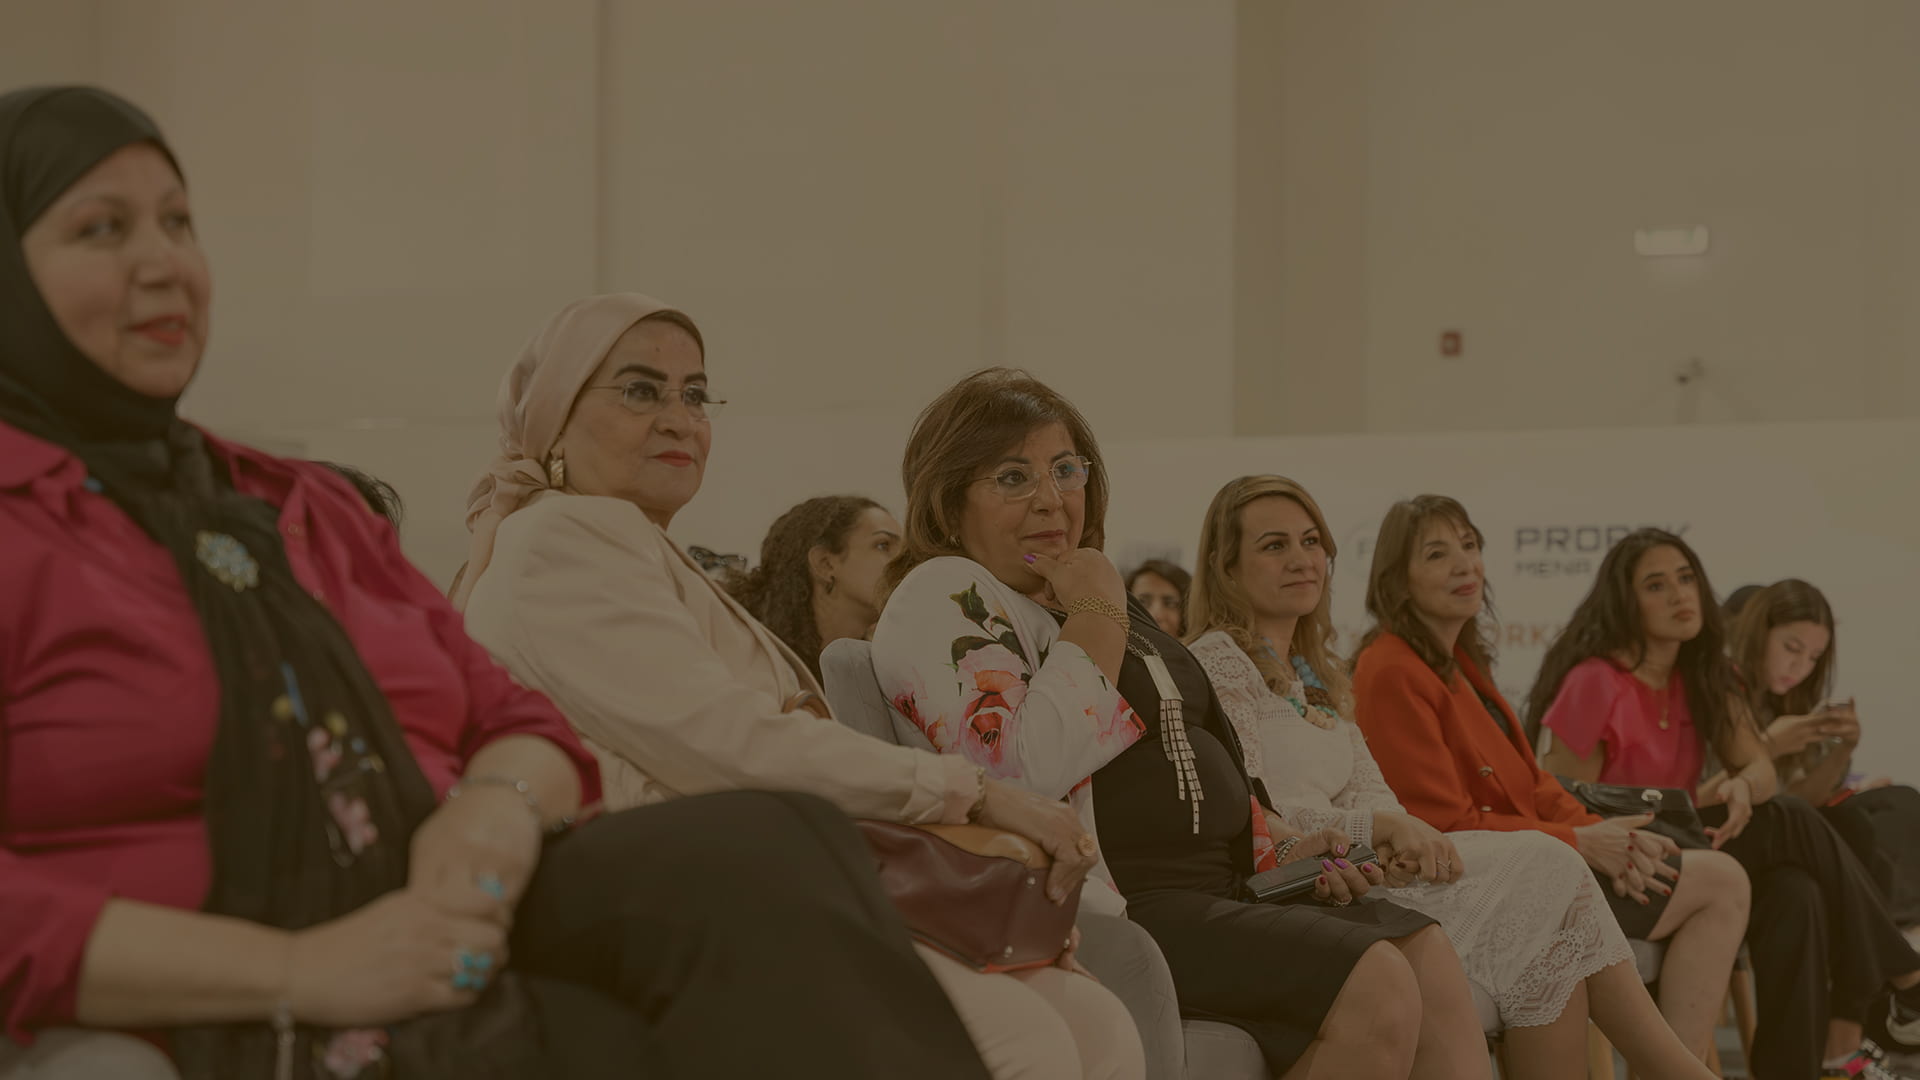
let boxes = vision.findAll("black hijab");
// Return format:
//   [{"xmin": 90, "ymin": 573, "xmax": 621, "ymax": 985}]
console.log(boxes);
[
  {"xmin": 0, "ymin": 86, "xmax": 184, "ymax": 439},
  {"xmin": 0, "ymin": 87, "xmax": 451, "ymax": 1077}
]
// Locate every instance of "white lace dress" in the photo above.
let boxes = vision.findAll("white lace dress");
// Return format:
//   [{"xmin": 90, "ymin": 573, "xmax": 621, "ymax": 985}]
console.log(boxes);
[{"xmin": 1190, "ymin": 631, "xmax": 1634, "ymax": 1028}]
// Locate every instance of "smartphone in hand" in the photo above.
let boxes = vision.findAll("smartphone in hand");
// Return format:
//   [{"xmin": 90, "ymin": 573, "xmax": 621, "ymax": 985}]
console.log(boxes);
[{"xmin": 1246, "ymin": 845, "xmax": 1380, "ymax": 903}]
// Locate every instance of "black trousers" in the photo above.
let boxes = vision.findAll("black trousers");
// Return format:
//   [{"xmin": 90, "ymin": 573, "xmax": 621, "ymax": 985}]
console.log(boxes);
[
  {"xmin": 510, "ymin": 790, "xmax": 991, "ymax": 1080},
  {"xmin": 1703, "ymin": 795, "xmax": 1920, "ymax": 1080},
  {"xmin": 1825, "ymin": 784, "xmax": 1920, "ymax": 927}
]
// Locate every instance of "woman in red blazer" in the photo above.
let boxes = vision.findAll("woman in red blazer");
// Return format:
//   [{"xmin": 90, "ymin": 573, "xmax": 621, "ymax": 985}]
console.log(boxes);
[{"xmin": 1351, "ymin": 496, "xmax": 1749, "ymax": 1068}]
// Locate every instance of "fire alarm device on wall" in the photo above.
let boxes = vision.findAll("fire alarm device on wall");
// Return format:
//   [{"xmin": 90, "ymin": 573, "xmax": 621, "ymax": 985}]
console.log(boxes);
[{"xmin": 1440, "ymin": 331, "xmax": 1463, "ymax": 357}]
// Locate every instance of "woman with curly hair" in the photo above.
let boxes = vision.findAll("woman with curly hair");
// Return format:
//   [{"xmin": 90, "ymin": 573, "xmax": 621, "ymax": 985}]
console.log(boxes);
[{"xmin": 729, "ymin": 495, "xmax": 901, "ymax": 680}]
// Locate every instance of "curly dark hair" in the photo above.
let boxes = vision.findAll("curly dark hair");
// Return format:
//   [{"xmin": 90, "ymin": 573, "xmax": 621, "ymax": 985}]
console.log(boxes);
[
  {"xmin": 1523, "ymin": 529, "xmax": 1744, "ymax": 752},
  {"xmin": 728, "ymin": 495, "xmax": 883, "ymax": 680}
]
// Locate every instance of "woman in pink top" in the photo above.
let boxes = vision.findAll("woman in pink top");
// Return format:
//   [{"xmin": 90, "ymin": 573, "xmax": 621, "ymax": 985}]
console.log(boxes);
[
  {"xmin": 0, "ymin": 86, "xmax": 992, "ymax": 1080},
  {"xmin": 1538, "ymin": 657, "xmax": 1702, "ymax": 792},
  {"xmin": 1530, "ymin": 530, "xmax": 1920, "ymax": 1080}
]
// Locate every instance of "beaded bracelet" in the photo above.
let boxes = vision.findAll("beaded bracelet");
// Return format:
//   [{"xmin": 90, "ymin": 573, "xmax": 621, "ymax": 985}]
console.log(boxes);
[
  {"xmin": 446, "ymin": 774, "xmax": 575, "ymax": 834},
  {"xmin": 966, "ymin": 766, "xmax": 989, "ymax": 823}
]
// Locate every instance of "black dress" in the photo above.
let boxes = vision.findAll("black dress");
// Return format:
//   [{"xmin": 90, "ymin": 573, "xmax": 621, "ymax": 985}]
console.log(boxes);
[{"xmin": 1085, "ymin": 603, "xmax": 1435, "ymax": 1073}]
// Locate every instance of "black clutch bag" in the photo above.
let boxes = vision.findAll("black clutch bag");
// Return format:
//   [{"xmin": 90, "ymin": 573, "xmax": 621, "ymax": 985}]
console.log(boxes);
[{"xmin": 1555, "ymin": 777, "xmax": 1711, "ymax": 850}]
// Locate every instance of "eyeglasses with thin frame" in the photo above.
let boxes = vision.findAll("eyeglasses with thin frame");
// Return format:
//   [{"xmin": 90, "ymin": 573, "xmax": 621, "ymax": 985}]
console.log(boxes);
[
  {"xmin": 687, "ymin": 545, "xmax": 747, "ymax": 573},
  {"xmin": 583, "ymin": 378, "xmax": 727, "ymax": 419},
  {"xmin": 971, "ymin": 456, "xmax": 1094, "ymax": 501}
]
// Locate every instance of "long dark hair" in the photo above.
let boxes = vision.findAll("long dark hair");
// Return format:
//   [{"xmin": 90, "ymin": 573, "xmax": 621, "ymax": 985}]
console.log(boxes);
[
  {"xmin": 1358, "ymin": 495, "xmax": 1498, "ymax": 683},
  {"xmin": 728, "ymin": 495, "xmax": 882, "ymax": 680},
  {"xmin": 1728, "ymin": 578, "xmax": 1836, "ymax": 724},
  {"xmin": 1524, "ymin": 529, "xmax": 1744, "ymax": 752}
]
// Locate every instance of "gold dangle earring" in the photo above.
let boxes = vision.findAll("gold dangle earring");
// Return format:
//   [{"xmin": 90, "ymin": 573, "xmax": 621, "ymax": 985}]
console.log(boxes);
[{"xmin": 547, "ymin": 454, "xmax": 567, "ymax": 490}]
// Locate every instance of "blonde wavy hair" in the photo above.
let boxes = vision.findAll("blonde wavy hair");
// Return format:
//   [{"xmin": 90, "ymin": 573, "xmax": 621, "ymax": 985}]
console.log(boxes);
[{"xmin": 1189, "ymin": 475, "xmax": 1353, "ymax": 715}]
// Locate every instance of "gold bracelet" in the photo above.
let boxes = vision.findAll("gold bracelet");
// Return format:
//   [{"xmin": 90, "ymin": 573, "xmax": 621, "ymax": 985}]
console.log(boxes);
[{"xmin": 1065, "ymin": 596, "xmax": 1129, "ymax": 630}]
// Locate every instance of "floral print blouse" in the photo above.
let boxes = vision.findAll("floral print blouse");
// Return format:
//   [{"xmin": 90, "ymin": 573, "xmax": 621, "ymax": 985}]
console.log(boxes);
[{"xmin": 872, "ymin": 557, "xmax": 1146, "ymax": 915}]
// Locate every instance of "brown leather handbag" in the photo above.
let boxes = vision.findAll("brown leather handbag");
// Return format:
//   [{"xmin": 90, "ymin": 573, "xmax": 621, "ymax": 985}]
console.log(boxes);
[{"xmin": 855, "ymin": 820, "xmax": 1081, "ymax": 973}]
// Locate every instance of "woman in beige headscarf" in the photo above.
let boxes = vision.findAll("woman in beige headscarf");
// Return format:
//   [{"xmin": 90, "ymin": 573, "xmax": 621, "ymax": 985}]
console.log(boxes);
[{"xmin": 455, "ymin": 294, "xmax": 1145, "ymax": 1080}]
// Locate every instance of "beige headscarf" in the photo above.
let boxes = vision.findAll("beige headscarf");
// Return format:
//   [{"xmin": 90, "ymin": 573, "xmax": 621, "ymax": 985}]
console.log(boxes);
[{"xmin": 450, "ymin": 292, "xmax": 703, "ymax": 610}]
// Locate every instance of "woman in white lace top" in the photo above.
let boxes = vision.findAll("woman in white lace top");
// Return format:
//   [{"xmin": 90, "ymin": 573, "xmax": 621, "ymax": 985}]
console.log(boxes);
[{"xmin": 1185, "ymin": 475, "xmax": 1721, "ymax": 1079}]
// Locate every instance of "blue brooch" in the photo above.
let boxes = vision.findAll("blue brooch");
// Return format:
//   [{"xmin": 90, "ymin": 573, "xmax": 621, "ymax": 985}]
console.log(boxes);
[{"xmin": 194, "ymin": 531, "xmax": 260, "ymax": 591}]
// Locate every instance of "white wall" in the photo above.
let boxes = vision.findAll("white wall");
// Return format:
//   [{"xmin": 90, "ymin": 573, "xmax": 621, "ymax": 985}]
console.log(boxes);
[
  {"xmin": 5, "ymin": 0, "xmax": 1242, "ymax": 581},
  {"xmin": 600, "ymin": 0, "xmax": 1238, "ymax": 445},
  {"xmin": 1257, "ymin": 0, "xmax": 1920, "ymax": 436},
  {"xmin": 0, "ymin": 0, "xmax": 98, "ymax": 84},
  {"xmin": 7, "ymin": 1, "xmax": 1917, "ymax": 583}
]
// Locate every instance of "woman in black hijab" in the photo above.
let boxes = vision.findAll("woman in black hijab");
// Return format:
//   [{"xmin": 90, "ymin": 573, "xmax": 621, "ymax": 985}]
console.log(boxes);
[{"xmin": 0, "ymin": 86, "xmax": 993, "ymax": 1080}]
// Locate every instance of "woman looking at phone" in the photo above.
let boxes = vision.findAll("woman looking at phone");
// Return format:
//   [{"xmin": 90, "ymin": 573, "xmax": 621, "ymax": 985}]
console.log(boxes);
[{"xmin": 1531, "ymin": 533, "xmax": 1920, "ymax": 1080}]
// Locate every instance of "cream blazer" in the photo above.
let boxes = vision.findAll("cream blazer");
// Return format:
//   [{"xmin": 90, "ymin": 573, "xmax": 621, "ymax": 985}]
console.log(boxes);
[{"xmin": 461, "ymin": 491, "xmax": 977, "ymax": 823}]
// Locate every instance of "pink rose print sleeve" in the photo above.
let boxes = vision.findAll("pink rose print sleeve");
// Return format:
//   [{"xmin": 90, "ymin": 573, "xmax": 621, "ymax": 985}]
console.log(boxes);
[{"xmin": 872, "ymin": 560, "xmax": 1146, "ymax": 800}]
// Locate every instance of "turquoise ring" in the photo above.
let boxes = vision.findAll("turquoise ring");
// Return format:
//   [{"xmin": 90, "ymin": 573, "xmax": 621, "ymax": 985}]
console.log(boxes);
[{"xmin": 452, "ymin": 947, "xmax": 494, "ymax": 991}]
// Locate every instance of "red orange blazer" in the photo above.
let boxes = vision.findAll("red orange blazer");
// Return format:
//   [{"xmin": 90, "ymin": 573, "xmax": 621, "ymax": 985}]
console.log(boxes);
[{"xmin": 1352, "ymin": 632, "xmax": 1600, "ymax": 847}]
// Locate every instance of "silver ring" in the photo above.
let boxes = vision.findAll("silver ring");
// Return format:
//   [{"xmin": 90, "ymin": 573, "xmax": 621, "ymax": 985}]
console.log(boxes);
[{"xmin": 1333, "ymin": 896, "xmax": 1353, "ymax": 907}]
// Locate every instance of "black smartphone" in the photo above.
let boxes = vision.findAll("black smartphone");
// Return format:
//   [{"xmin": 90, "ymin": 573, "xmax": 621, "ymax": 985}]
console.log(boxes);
[{"xmin": 1245, "ymin": 844, "xmax": 1380, "ymax": 903}]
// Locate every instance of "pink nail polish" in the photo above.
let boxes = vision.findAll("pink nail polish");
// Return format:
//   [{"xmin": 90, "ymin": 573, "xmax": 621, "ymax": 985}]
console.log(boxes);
[
  {"xmin": 1316, "ymin": 875, "xmax": 1327, "ymax": 886},
  {"xmin": 1322, "ymin": 860, "xmax": 1336, "ymax": 871},
  {"xmin": 1335, "ymin": 843, "xmax": 1348, "ymax": 856},
  {"xmin": 1335, "ymin": 859, "xmax": 1351, "ymax": 869},
  {"xmin": 1023, "ymin": 554, "xmax": 1036, "ymax": 563}
]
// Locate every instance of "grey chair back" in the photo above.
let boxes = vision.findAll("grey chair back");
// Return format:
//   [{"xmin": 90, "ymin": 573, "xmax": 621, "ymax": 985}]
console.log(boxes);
[{"xmin": 819, "ymin": 638, "xmax": 935, "ymax": 751}]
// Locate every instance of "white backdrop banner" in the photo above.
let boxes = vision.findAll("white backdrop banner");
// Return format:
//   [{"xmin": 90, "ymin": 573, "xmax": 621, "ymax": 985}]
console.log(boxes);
[
  {"xmin": 1098, "ymin": 419, "xmax": 1920, "ymax": 777},
  {"xmin": 330, "ymin": 408, "xmax": 1920, "ymax": 778}
]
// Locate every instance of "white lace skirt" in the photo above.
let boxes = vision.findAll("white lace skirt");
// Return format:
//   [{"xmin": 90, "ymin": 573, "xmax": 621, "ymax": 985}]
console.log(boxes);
[{"xmin": 1382, "ymin": 828, "xmax": 1636, "ymax": 1028}]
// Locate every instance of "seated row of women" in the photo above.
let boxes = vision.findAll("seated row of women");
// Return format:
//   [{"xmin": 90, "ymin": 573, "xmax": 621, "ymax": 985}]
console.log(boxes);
[
  {"xmin": 730, "ymin": 458, "xmax": 1920, "ymax": 1080},
  {"xmin": 3, "ymin": 85, "xmax": 1916, "ymax": 1080}
]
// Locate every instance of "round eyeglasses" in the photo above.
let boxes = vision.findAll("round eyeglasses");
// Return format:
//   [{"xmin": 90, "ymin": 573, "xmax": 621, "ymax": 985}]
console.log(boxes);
[
  {"xmin": 971, "ymin": 456, "xmax": 1094, "ymax": 501},
  {"xmin": 584, "ymin": 378, "xmax": 727, "ymax": 419}
]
